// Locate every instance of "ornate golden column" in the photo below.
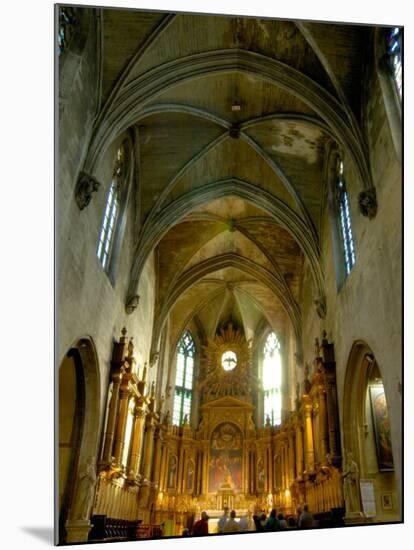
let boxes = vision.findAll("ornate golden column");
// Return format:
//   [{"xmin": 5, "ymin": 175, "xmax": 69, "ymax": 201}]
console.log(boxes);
[
  {"xmin": 201, "ymin": 445, "xmax": 208, "ymax": 495},
  {"xmin": 303, "ymin": 398, "xmax": 315, "ymax": 473},
  {"xmin": 152, "ymin": 424, "xmax": 165, "ymax": 487},
  {"xmin": 101, "ymin": 367, "xmax": 124, "ymax": 467},
  {"xmin": 288, "ymin": 432, "xmax": 295, "ymax": 485},
  {"xmin": 142, "ymin": 414, "xmax": 156, "ymax": 482},
  {"xmin": 127, "ymin": 400, "xmax": 146, "ymax": 481},
  {"xmin": 295, "ymin": 423, "xmax": 304, "ymax": 478},
  {"xmin": 318, "ymin": 387, "xmax": 329, "ymax": 464},
  {"xmin": 112, "ymin": 376, "xmax": 131, "ymax": 467}
]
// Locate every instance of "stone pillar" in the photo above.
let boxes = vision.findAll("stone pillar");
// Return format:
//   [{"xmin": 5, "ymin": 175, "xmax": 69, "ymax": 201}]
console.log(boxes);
[
  {"xmin": 304, "ymin": 400, "xmax": 315, "ymax": 473},
  {"xmin": 101, "ymin": 369, "xmax": 123, "ymax": 466},
  {"xmin": 112, "ymin": 383, "xmax": 131, "ymax": 467},
  {"xmin": 127, "ymin": 403, "xmax": 146, "ymax": 480},
  {"xmin": 65, "ymin": 520, "xmax": 92, "ymax": 543}
]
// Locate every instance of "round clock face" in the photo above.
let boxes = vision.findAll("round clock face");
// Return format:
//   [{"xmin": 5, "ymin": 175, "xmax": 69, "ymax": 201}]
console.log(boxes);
[{"xmin": 221, "ymin": 350, "xmax": 237, "ymax": 371}]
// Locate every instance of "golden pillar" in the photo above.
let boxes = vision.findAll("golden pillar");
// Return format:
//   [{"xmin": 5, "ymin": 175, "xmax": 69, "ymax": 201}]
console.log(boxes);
[
  {"xmin": 201, "ymin": 447, "xmax": 208, "ymax": 495},
  {"xmin": 127, "ymin": 403, "xmax": 146, "ymax": 480},
  {"xmin": 142, "ymin": 415, "xmax": 156, "ymax": 481},
  {"xmin": 101, "ymin": 369, "xmax": 124, "ymax": 466},
  {"xmin": 152, "ymin": 426, "xmax": 164, "ymax": 486},
  {"xmin": 177, "ymin": 447, "xmax": 185, "ymax": 493},
  {"xmin": 113, "ymin": 383, "xmax": 131, "ymax": 467},
  {"xmin": 304, "ymin": 401, "xmax": 315, "ymax": 472},
  {"xmin": 325, "ymin": 373, "xmax": 340, "ymax": 462},
  {"xmin": 318, "ymin": 388, "xmax": 329, "ymax": 464},
  {"xmin": 295, "ymin": 423, "xmax": 304, "ymax": 478},
  {"xmin": 288, "ymin": 432, "xmax": 295, "ymax": 484}
]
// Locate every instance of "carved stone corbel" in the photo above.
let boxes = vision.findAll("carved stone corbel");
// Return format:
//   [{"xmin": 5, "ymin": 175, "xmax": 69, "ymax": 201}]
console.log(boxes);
[
  {"xmin": 75, "ymin": 171, "xmax": 100, "ymax": 210},
  {"xmin": 149, "ymin": 351, "xmax": 160, "ymax": 368},
  {"xmin": 125, "ymin": 294, "xmax": 140, "ymax": 314},
  {"xmin": 314, "ymin": 295, "xmax": 327, "ymax": 319},
  {"xmin": 358, "ymin": 187, "xmax": 378, "ymax": 219}
]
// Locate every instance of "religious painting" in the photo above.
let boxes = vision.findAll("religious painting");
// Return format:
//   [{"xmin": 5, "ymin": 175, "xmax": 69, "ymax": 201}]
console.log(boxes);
[
  {"xmin": 369, "ymin": 384, "xmax": 394, "ymax": 471},
  {"xmin": 167, "ymin": 455, "xmax": 177, "ymax": 488},
  {"xmin": 186, "ymin": 459, "xmax": 195, "ymax": 492},
  {"xmin": 208, "ymin": 423, "xmax": 242, "ymax": 492}
]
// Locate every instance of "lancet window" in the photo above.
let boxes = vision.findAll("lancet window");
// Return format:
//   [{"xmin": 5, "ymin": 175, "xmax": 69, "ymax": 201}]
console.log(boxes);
[
  {"xmin": 336, "ymin": 159, "xmax": 356, "ymax": 277},
  {"xmin": 172, "ymin": 331, "xmax": 195, "ymax": 426},
  {"xmin": 263, "ymin": 331, "xmax": 282, "ymax": 426},
  {"xmin": 387, "ymin": 27, "xmax": 402, "ymax": 99}
]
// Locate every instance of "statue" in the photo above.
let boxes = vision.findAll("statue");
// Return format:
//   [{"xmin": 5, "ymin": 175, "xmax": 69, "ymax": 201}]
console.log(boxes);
[
  {"xmin": 342, "ymin": 452, "xmax": 361, "ymax": 515},
  {"xmin": 77, "ymin": 456, "xmax": 97, "ymax": 520}
]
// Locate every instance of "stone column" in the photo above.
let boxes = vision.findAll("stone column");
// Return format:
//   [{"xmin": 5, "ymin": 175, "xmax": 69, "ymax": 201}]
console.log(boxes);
[
  {"xmin": 101, "ymin": 369, "xmax": 123, "ymax": 466},
  {"xmin": 127, "ymin": 403, "xmax": 146, "ymax": 481},
  {"xmin": 304, "ymin": 401, "xmax": 315, "ymax": 473},
  {"xmin": 113, "ymin": 383, "xmax": 131, "ymax": 467}
]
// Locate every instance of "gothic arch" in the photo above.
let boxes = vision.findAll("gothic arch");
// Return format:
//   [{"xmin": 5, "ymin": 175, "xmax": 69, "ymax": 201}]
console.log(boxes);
[
  {"xmin": 342, "ymin": 340, "xmax": 400, "ymax": 520},
  {"xmin": 127, "ymin": 178, "xmax": 324, "ymax": 307},
  {"xmin": 57, "ymin": 336, "xmax": 101, "ymax": 543},
  {"xmin": 151, "ymin": 253, "xmax": 302, "ymax": 358},
  {"xmin": 84, "ymin": 49, "xmax": 371, "ymax": 192}
]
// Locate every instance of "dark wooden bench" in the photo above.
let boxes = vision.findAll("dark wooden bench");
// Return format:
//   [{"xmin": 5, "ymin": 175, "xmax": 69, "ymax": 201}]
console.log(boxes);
[{"xmin": 88, "ymin": 515, "xmax": 142, "ymax": 541}]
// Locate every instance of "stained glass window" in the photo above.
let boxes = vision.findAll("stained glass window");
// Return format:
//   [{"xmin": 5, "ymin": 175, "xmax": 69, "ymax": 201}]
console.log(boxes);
[
  {"xmin": 263, "ymin": 332, "xmax": 282, "ymax": 426},
  {"xmin": 387, "ymin": 27, "xmax": 402, "ymax": 99},
  {"xmin": 97, "ymin": 146, "xmax": 125, "ymax": 272},
  {"xmin": 336, "ymin": 159, "xmax": 356, "ymax": 276},
  {"xmin": 58, "ymin": 7, "xmax": 78, "ymax": 55},
  {"xmin": 172, "ymin": 331, "xmax": 195, "ymax": 426},
  {"xmin": 221, "ymin": 350, "xmax": 237, "ymax": 371}
]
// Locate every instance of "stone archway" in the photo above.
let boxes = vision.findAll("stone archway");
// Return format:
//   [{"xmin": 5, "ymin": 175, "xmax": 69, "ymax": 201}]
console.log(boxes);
[
  {"xmin": 342, "ymin": 341, "xmax": 400, "ymax": 522},
  {"xmin": 57, "ymin": 337, "xmax": 101, "ymax": 544}
]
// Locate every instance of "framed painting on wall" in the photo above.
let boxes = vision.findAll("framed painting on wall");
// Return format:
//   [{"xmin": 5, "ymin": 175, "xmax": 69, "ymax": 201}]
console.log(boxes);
[{"xmin": 369, "ymin": 384, "xmax": 394, "ymax": 472}]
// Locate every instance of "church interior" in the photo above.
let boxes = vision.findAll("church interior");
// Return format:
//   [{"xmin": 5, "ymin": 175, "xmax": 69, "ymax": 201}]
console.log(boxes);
[{"xmin": 57, "ymin": 4, "xmax": 402, "ymax": 545}]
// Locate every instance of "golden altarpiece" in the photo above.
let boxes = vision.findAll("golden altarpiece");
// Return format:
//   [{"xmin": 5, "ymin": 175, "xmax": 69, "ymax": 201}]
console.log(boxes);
[{"xmin": 91, "ymin": 327, "xmax": 345, "ymax": 536}]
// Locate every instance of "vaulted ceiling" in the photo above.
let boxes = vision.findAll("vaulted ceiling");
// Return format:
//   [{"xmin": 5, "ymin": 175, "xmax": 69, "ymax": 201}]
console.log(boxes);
[{"xmin": 91, "ymin": 9, "xmax": 371, "ymax": 352}]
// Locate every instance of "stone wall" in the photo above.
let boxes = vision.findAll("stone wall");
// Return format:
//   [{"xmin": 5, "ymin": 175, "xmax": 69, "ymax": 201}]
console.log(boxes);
[{"xmin": 296, "ymin": 43, "xmax": 402, "ymax": 499}]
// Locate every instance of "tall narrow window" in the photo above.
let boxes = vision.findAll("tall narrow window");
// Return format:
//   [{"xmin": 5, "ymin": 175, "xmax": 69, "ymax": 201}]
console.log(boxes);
[
  {"xmin": 263, "ymin": 332, "xmax": 282, "ymax": 426},
  {"xmin": 172, "ymin": 331, "xmax": 195, "ymax": 426},
  {"xmin": 387, "ymin": 27, "xmax": 402, "ymax": 99},
  {"xmin": 97, "ymin": 145, "xmax": 125, "ymax": 272},
  {"xmin": 58, "ymin": 7, "xmax": 78, "ymax": 55},
  {"xmin": 336, "ymin": 159, "xmax": 356, "ymax": 276}
]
